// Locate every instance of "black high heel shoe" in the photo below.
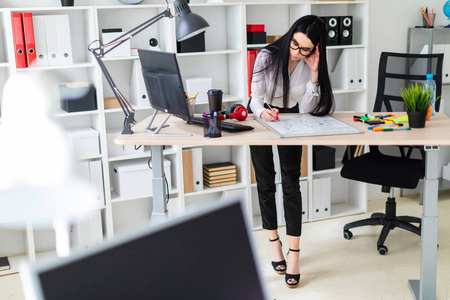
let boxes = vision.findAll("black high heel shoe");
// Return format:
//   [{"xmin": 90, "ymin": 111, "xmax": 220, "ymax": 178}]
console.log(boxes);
[
  {"xmin": 269, "ymin": 236, "xmax": 286, "ymax": 275},
  {"xmin": 285, "ymin": 248, "xmax": 300, "ymax": 288}
]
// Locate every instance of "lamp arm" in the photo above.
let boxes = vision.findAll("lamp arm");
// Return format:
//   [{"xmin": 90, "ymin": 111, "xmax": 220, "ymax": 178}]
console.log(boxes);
[{"xmin": 88, "ymin": 8, "xmax": 174, "ymax": 134}]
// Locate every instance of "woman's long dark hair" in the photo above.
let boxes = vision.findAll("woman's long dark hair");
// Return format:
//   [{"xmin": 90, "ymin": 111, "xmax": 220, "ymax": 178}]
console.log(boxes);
[{"xmin": 253, "ymin": 15, "xmax": 334, "ymax": 116}]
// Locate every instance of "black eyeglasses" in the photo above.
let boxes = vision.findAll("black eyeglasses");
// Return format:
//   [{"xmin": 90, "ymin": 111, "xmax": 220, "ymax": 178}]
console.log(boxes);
[{"xmin": 289, "ymin": 38, "xmax": 315, "ymax": 57}]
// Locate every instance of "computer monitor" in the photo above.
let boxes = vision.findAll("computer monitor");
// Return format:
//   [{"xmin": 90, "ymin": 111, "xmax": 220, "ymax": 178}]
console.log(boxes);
[
  {"xmin": 137, "ymin": 49, "xmax": 192, "ymax": 135},
  {"xmin": 21, "ymin": 199, "xmax": 268, "ymax": 300}
]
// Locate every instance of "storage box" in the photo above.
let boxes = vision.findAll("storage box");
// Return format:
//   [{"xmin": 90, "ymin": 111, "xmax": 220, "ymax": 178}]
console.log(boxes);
[
  {"xmin": 246, "ymin": 24, "xmax": 265, "ymax": 32},
  {"xmin": 101, "ymin": 31, "xmax": 131, "ymax": 58},
  {"xmin": 177, "ymin": 32, "xmax": 205, "ymax": 53},
  {"xmin": 67, "ymin": 127, "xmax": 100, "ymax": 158},
  {"xmin": 247, "ymin": 32, "xmax": 267, "ymax": 44},
  {"xmin": 110, "ymin": 158, "xmax": 171, "ymax": 198},
  {"xmin": 106, "ymin": 128, "xmax": 144, "ymax": 156},
  {"xmin": 60, "ymin": 85, "xmax": 97, "ymax": 113},
  {"xmin": 313, "ymin": 146, "xmax": 336, "ymax": 171},
  {"xmin": 185, "ymin": 77, "xmax": 212, "ymax": 104}
]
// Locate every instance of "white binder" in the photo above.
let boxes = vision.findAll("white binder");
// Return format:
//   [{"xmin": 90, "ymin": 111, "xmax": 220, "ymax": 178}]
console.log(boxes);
[
  {"xmin": 300, "ymin": 180, "xmax": 308, "ymax": 219},
  {"xmin": 71, "ymin": 211, "xmax": 103, "ymax": 250},
  {"xmin": 43, "ymin": 15, "xmax": 61, "ymax": 66},
  {"xmin": 130, "ymin": 59, "xmax": 149, "ymax": 107},
  {"xmin": 331, "ymin": 48, "xmax": 365, "ymax": 90},
  {"xmin": 56, "ymin": 14, "xmax": 73, "ymax": 65},
  {"xmin": 32, "ymin": 15, "xmax": 48, "ymax": 67},
  {"xmin": 275, "ymin": 184, "xmax": 284, "ymax": 226},
  {"xmin": 191, "ymin": 147, "xmax": 204, "ymax": 192},
  {"xmin": 312, "ymin": 177, "xmax": 331, "ymax": 219},
  {"xmin": 88, "ymin": 160, "xmax": 105, "ymax": 208}
]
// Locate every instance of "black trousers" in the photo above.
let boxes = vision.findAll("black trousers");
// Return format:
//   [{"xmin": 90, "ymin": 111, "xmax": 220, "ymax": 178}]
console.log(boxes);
[{"xmin": 250, "ymin": 103, "xmax": 303, "ymax": 236}]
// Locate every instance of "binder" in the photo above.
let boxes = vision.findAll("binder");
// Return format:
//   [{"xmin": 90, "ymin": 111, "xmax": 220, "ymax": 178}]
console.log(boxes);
[
  {"xmin": 88, "ymin": 160, "xmax": 105, "ymax": 208},
  {"xmin": 182, "ymin": 150, "xmax": 194, "ymax": 193},
  {"xmin": 56, "ymin": 14, "xmax": 73, "ymax": 65},
  {"xmin": 247, "ymin": 50, "xmax": 257, "ymax": 97},
  {"xmin": 300, "ymin": 180, "xmax": 308, "ymax": 219},
  {"xmin": 312, "ymin": 178, "xmax": 321, "ymax": 219},
  {"xmin": 191, "ymin": 147, "xmax": 203, "ymax": 192},
  {"xmin": 11, "ymin": 13, "xmax": 26, "ymax": 68},
  {"xmin": 130, "ymin": 59, "xmax": 148, "ymax": 107},
  {"xmin": 275, "ymin": 185, "xmax": 284, "ymax": 226},
  {"xmin": 43, "ymin": 15, "xmax": 60, "ymax": 66},
  {"xmin": 22, "ymin": 12, "xmax": 37, "ymax": 67},
  {"xmin": 32, "ymin": 15, "xmax": 48, "ymax": 67},
  {"xmin": 320, "ymin": 177, "xmax": 331, "ymax": 218},
  {"xmin": 331, "ymin": 49, "xmax": 357, "ymax": 90},
  {"xmin": 355, "ymin": 48, "xmax": 365, "ymax": 89}
]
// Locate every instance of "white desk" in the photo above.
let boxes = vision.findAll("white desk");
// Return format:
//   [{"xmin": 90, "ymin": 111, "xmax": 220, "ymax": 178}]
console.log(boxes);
[{"xmin": 116, "ymin": 112, "xmax": 450, "ymax": 300}]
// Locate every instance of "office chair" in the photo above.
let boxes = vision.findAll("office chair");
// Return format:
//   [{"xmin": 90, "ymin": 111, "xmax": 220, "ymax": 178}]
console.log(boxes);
[{"xmin": 341, "ymin": 52, "xmax": 444, "ymax": 255}]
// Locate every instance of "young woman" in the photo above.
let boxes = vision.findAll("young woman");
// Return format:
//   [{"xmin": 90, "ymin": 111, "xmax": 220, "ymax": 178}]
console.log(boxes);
[{"xmin": 249, "ymin": 15, "xmax": 334, "ymax": 288}]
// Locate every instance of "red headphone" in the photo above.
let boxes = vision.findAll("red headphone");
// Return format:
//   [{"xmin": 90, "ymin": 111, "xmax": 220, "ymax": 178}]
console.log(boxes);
[{"xmin": 220, "ymin": 104, "xmax": 248, "ymax": 121}]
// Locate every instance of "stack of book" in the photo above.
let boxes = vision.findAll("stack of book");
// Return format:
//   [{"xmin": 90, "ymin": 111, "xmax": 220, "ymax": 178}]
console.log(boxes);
[{"xmin": 203, "ymin": 162, "xmax": 236, "ymax": 187}]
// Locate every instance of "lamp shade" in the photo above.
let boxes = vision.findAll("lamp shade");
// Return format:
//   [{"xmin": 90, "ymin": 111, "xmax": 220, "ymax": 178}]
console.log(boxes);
[{"xmin": 174, "ymin": 0, "xmax": 210, "ymax": 41}]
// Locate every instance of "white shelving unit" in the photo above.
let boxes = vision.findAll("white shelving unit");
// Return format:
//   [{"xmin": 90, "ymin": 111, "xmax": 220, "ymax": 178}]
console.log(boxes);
[{"xmin": 0, "ymin": 0, "xmax": 368, "ymax": 275}]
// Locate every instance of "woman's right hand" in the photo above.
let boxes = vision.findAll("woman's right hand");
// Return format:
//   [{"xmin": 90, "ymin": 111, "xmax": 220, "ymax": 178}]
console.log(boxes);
[{"xmin": 261, "ymin": 108, "xmax": 279, "ymax": 122}]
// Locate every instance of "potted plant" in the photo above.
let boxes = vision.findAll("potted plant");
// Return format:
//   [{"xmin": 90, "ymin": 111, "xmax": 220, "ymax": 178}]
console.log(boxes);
[{"xmin": 401, "ymin": 82, "xmax": 438, "ymax": 128}]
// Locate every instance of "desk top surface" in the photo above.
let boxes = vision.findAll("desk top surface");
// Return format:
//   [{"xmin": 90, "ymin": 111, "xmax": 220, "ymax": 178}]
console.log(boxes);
[{"xmin": 115, "ymin": 112, "xmax": 450, "ymax": 146}]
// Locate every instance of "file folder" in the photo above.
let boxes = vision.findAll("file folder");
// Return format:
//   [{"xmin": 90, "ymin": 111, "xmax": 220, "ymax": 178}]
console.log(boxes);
[
  {"xmin": 32, "ymin": 15, "xmax": 48, "ymax": 67},
  {"xmin": 11, "ymin": 13, "xmax": 26, "ymax": 68},
  {"xmin": 56, "ymin": 14, "xmax": 73, "ymax": 65},
  {"xmin": 88, "ymin": 160, "xmax": 105, "ymax": 208},
  {"xmin": 22, "ymin": 12, "xmax": 37, "ymax": 67},
  {"xmin": 247, "ymin": 50, "xmax": 257, "ymax": 97},
  {"xmin": 130, "ymin": 59, "xmax": 148, "ymax": 107},
  {"xmin": 191, "ymin": 147, "xmax": 204, "ymax": 192},
  {"xmin": 331, "ymin": 48, "xmax": 365, "ymax": 90},
  {"xmin": 43, "ymin": 15, "xmax": 60, "ymax": 66}
]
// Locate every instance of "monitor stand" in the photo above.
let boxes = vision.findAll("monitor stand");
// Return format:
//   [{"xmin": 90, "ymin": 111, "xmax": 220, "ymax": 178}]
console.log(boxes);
[{"xmin": 145, "ymin": 110, "xmax": 192, "ymax": 136}]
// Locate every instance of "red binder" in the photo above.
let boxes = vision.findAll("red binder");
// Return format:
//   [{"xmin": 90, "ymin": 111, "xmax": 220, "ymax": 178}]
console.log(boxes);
[
  {"xmin": 247, "ymin": 50, "xmax": 257, "ymax": 98},
  {"xmin": 11, "ymin": 13, "xmax": 26, "ymax": 68},
  {"xmin": 22, "ymin": 12, "xmax": 36, "ymax": 67}
]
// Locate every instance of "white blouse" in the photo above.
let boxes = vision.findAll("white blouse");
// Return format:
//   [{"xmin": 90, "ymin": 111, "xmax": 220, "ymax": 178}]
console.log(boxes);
[{"xmin": 250, "ymin": 50, "xmax": 319, "ymax": 119}]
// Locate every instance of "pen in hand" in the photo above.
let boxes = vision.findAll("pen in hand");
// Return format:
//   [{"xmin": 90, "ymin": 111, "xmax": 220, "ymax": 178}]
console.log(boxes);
[{"xmin": 264, "ymin": 101, "xmax": 280, "ymax": 121}]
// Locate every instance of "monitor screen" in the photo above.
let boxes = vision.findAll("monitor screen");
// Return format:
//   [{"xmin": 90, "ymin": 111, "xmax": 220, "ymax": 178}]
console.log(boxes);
[
  {"xmin": 138, "ymin": 49, "xmax": 191, "ymax": 122},
  {"xmin": 22, "ymin": 199, "xmax": 268, "ymax": 300}
]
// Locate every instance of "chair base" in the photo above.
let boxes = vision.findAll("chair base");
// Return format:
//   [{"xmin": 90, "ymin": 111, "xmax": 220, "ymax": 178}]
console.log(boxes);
[{"xmin": 343, "ymin": 196, "xmax": 421, "ymax": 255}]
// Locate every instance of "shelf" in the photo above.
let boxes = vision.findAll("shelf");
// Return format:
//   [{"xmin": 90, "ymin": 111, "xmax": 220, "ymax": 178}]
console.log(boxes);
[
  {"xmin": 15, "ymin": 62, "xmax": 96, "ymax": 72},
  {"xmin": 177, "ymin": 50, "xmax": 243, "ymax": 57},
  {"xmin": 53, "ymin": 110, "xmax": 99, "ymax": 118},
  {"xmin": 184, "ymin": 182, "xmax": 247, "ymax": 197},
  {"xmin": 110, "ymin": 188, "xmax": 178, "ymax": 204}
]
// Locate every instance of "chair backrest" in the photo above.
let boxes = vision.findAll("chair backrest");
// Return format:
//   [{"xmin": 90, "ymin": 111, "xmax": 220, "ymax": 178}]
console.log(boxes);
[{"xmin": 373, "ymin": 52, "xmax": 444, "ymax": 112}]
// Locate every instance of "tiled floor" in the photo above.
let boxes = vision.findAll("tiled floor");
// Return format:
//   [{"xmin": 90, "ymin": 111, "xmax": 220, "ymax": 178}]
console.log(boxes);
[{"xmin": 1, "ymin": 191, "xmax": 450, "ymax": 300}]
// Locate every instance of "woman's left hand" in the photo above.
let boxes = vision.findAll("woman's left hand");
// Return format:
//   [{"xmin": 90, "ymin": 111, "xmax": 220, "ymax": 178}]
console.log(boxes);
[{"xmin": 303, "ymin": 44, "xmax": 320, "ymax": 73}]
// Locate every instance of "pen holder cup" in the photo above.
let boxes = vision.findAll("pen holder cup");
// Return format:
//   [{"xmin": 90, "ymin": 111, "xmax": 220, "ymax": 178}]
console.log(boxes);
[
  {"xmin": 422, "ymin": 13, "xmax": 436, "ymax": 28},
  {"xmin": 203, "ymin": 114, "xmax": 222, "ymax": 138},
  {"xmin": 187, "ymin": 97, "xmax": 196, "ymax": 118}
]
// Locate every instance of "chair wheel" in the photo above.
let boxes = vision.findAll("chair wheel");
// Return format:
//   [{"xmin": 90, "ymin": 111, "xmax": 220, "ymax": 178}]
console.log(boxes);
[
  {"xmin": 343, "ymin": 230, "xmax": 353, "ymax": 240},
  {"xmin": 377, "ymin": 245, "xmax": 388, "ymax": 255}
]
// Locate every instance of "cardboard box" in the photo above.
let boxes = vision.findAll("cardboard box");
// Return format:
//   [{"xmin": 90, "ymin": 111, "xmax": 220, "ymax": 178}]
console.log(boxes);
[
  {"xmin": 110, "ymin": 158, "xmax": 171, "ymax": 198},
  {"xmin": 267, "ymin": 35, "xmax": 283, "ymax": 43},
  {"xmin": 67, "ymin": 127, "xmax": 100, "ymax": 158},
  {"xmin": 185, "ymin": 77, "xmax": 212, "ymax": 104},
  {"xmin": 104, "ymin": 97, "xmax": 121, "ymax": 109},
  {"xmin": 106, "ymin": 128, "xmax": 144, "ymax": 156},
  {"xmin": 313, "ymin": 146, "xmax": 336, "ymax": 171}
]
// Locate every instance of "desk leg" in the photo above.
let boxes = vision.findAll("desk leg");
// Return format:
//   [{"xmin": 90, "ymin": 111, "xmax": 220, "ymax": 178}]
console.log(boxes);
[
  {"xmin": 151, "ymin": 145, "xmax": 168, "ymax": 224},
  {"xmin": 409, "ymin": 145, "xmax": 439, "ymax": 300}
]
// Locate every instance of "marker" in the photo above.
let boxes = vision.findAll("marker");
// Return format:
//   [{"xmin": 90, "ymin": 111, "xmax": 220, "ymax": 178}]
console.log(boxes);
[
  {"xmin": 264, "ymin": 101, "xmax": 280, "ymax": 121},
  {"xmin": 372, "ymin": 127, "xmax": 411, "ymax": 132}
]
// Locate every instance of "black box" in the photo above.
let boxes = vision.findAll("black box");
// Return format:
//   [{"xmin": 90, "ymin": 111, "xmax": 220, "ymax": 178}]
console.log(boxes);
[
  {"xmin": 313, "ymin": 146, "xmax": 336, "ymax": 171},
  {"xmin": 247, "ymin": 32, "xmax": 267, "ymax": 44},
  {"xmin": 60, "ymin": 85, "xmax": 97, "ymax": 113},
  {"xmin": 177, "ymin": 32, "xmax": 205, "ymax": 53}
]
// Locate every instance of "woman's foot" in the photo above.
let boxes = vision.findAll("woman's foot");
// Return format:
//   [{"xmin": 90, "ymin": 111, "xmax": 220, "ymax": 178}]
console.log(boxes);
[
  {"xmin": 285, "ymin": 249, "xmax": 300, "ymax": 288},
  {"xmin": 269, "ymin": 237, "xmax": 286, "ymax": 274}
]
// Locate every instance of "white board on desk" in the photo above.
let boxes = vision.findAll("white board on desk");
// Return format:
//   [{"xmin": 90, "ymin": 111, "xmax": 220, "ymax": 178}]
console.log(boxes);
[{"xmin": 256, "ymin": 113, "xmax": 363, "ymax": 138}]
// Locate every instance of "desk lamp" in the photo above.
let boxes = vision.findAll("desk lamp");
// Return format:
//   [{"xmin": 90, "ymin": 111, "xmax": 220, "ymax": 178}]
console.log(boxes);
[{"xmin": 88, "ymin": 0, "xmax": 210, "ymax": 134}]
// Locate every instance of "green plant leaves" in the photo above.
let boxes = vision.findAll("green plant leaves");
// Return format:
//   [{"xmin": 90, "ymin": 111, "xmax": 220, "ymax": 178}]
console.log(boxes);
[{"xmin": 401, "ymin": 82, "xmax": 435, "ymax": 112}]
